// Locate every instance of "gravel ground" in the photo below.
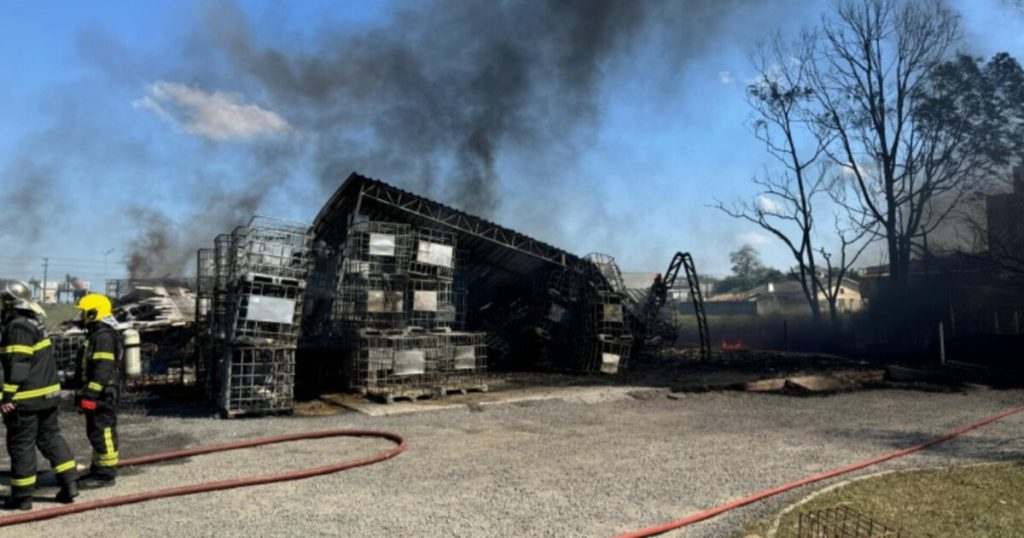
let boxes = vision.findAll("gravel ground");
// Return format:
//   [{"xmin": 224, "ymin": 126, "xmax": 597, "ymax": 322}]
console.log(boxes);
[{"xmin": 2, "ymin": 387, "xmax": 1022, "ymax": 537}]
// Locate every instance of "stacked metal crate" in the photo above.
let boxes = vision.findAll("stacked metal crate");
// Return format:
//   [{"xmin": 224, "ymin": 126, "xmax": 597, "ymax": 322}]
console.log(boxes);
[
  {"xmin": 507, "ymin": 262, "xmax": 632, "ymax": 374},
  {"xmin": 199, "ymin": 216, "xmax": 310, "ymax": 417},
  {"xmin": 194, "ymin": 248, "xmax": 216, "ymax": 393},
  {"xmin": 321, "ymin": 217, "xmax": 486, "ymax": 402},
  {"xmin": 406, "ymin": 228, "xmax": 459, "ymax": 330},
  {"xmin": 50, "ymin": 331, "xmax": 86, "ymax": 384},
  {"xmin": 567, "ymin": 260, "xmax": 633, "ymax": 374}
]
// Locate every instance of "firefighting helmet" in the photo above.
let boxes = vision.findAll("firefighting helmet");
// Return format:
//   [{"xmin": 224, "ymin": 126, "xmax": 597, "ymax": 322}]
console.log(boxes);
[
  {"xmin": 77, "ymin": 293, "xmax": 113, "ymax": 323},
  {"xmin": 0, "ymin": 279, "xmax": 46, "ymax": 318}
]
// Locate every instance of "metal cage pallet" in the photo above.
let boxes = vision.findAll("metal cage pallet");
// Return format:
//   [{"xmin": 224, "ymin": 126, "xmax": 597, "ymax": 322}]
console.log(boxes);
[
  {"xmin": 50, "ymin": 332, "xmax": 85, "ymax": 383},
  {"xmin": 589, "ymin": 291, "xmax": 628, "ymax": 336},
  {"xmin": 214, "ymin": 234, "xmax": 234, "ymax": 292},
  {"xmin": 349, "ymin": 333, "xmax": 445, "ymax": 401},
  {"xmin": 341, "ymin": 221, "xmax": 413, "ymax": 277},
  {"xmin": 407, "ymin": 279, "xmax": 457, "ymax": 330},
  {"xmin": 331, "ymin": 274, "xmax": 409, "ymax": 331},
  {"xmin": 217, "ymin": 345, "xmax": 296, "ymax": 417},
  {"xmin": 580, "ymin": 335, "xmax": 633, "ymax": 374},
  {"xmin": 198, "ymin": 215, "xmax": 313, "ymax": 416},
  {"xmin": 408, "ymin": 228, "xmax": 457, "ymax": 280},
  {"xmin": 226, "ymin": 278, "xmax": 305, "ymax": 345},
  {"xmin": 196, "ymin": 248, "xmax": 216, "ymax": 334},
  {"xmin": 436, "ymin": 332, "xmax": 488, "ymax": 390}
]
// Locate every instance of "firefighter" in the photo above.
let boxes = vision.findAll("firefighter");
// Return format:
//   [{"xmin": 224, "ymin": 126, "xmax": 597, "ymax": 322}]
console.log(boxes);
[
  {"xmin": 0, "ymin": 280, "xmax": 78, "ymax": 510},
  {"xmin": 74, "ymin": 293, "xmax": 122, "ymax": 489},
  {"xmin": 652, "ymin": 273, "xmax": 668, "ymax": 304}
]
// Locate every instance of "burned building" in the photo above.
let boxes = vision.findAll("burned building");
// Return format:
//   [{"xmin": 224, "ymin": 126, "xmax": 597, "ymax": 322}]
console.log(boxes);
[
  {"xmin": 298, "ymin": 173, "xmax": 645, "ymax": 398},
  {"xmin": 194, "ymin": 173, "xmax": 675, "ymax": 411}
]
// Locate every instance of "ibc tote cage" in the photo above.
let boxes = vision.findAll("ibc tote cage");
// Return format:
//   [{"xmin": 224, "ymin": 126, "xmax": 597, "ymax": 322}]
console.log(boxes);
[
  {"xmin": 349, "ymin": 332, "xmax": 446, "ymax": 401},
  {"xmin": 437, "ymin": 332, "xmax": 488, "ymax": 390},
  {"xmin": 331, "ymin": 274, "xmax": 409, "ymax": 332},
  {"xmin": 217, "ymin": 346, "xmax": 296, "ymax": 417},
  {"xmin": 199, "ymin": 216, "xmax": 312, "ymax": 416},
  {"xmin": 341, "ymin": 221, "xmax": 413, "ymax": 277},
  {"xmin": 408, "ymin": 228, "xmax": 457, "ymax": 280},
  {"xmin": 407, "ymin": 279, "xmax": 459, "ymax": 330}
]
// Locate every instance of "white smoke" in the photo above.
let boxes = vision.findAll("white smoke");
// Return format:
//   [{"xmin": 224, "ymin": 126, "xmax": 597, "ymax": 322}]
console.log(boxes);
[{"xmin": 133, "ymin": 81, "xmax": 291, "ymax": 141}]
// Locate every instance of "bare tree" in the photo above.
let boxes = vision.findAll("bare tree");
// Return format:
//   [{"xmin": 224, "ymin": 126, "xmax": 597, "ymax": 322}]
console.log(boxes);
[
  {"xmin": 810, "ymin": 0, "xmax": 960, "ymax": 283},
  {"xmin": 716, "ymin": 33, "xmax": 870, "ymax": 323},
  {"xmin": 817, "ymin": 204, "xmax": 874, "ymax": 319}
]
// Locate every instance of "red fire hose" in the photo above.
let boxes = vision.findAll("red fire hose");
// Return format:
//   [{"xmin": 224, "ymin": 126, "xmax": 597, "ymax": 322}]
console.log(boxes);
[
  {"xmin": 615, "ymin": 405, "xmax": 1024, "ymax": 538},
  {"xmin": 0, "ymin": 429, "xmax": 405, "ymax": 528}
]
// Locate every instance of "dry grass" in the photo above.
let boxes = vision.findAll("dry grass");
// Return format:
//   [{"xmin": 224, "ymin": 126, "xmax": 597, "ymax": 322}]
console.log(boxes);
[{"xmin": 747, "ymin": 462, "xmax": 1024, "ymax": 537}]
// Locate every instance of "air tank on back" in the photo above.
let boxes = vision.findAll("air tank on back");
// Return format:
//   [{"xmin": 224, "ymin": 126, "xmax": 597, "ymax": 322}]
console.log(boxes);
[{"xmin": 122, "ymin": 328, "xmax": 142, "ymax": 378}]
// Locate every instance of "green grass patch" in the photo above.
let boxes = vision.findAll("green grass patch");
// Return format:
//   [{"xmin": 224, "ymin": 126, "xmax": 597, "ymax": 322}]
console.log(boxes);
[
  {"xmin": 42, "ymin": 303, "xmax": 79, "ymax": 330},
  {"xmin": 746, "ymin": 462, "xmax": 1024, "ymax": 537}
]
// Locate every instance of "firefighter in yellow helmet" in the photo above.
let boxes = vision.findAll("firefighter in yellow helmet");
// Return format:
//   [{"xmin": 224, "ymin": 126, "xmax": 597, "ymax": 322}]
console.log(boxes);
[
  {"xmin": 0, "ymin": 280, "xmax": 78, "ymax": 510},
  {"xmin": 74, "ymin": 293, "xmax": 123, "ymax": 489}
]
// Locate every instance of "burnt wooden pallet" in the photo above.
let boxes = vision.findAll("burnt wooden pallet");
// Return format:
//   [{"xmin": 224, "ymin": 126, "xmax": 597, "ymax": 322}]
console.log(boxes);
[{"xmin": 362, "ymin": 387, "xmax": 436, "ymax": 404}]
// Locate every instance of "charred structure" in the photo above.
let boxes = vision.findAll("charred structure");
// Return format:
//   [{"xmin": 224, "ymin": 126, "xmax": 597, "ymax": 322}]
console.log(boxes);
[
  {"xmin": 190, "ymin": 172, "xmax": 687, "ymax": 409},
  {"xmin": 300, "ymin": 173, "xmax": 649, "ymax": 393}
]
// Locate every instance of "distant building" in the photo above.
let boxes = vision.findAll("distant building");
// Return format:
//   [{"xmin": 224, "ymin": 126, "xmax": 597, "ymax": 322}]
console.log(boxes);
[
  {"xmin": 986, "ymin": 165, "xmax": 1024, "ymax": 258},
  {"xmin": 39, "ymin": 282, "xmax": 59, "ymax": 304},
  {"xmin": 620, "ymin": 271, "xmax": 714, "ymax": 306},
  {"xmin": 697, "ymin": 277, "xmax": 863, "ymax": 316}
]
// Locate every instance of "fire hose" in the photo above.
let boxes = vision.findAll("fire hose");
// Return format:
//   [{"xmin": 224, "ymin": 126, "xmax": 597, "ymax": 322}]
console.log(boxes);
[
  {"xmin": 0, "ymin": 429, "xmax": 405, "ymax": 528},
  {"xmin": 1, "ymin": 406, "xmax": 1020, "ymax": 533},
  {"xmin": 615, "ymin": 405, "xmax": 1024, "ymax": 538}
]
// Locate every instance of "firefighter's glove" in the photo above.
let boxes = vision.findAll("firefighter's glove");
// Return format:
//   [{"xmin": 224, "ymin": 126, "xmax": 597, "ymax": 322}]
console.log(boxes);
[{"xmin": 79, "ymin": 399, "xmax": 97, "ymax": 412}]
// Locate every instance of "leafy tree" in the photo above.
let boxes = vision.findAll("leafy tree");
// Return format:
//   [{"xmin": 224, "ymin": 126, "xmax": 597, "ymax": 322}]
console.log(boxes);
[
  {"xmin": 714, "ymin": 245, "xmax": 787, "ymax": 294},
  {"xmin": 730, "ymin": 245, "xmax": 764, "ymax": 278}
]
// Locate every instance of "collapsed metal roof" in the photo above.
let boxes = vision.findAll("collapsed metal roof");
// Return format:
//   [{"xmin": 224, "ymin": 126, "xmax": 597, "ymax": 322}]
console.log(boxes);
[{"xmin": 314, "ymin": 172, "xmax": 594, "ymax": 302}]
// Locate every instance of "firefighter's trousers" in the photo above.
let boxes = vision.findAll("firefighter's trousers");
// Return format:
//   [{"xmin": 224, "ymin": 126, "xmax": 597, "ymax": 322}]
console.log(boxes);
[
  {"xmin": 4, "ymin": 406, "xmax": 78, "ymax": 498},
  {"xmin": 85, "ymin": 402, "xmax": 119, "ymax": 479}
]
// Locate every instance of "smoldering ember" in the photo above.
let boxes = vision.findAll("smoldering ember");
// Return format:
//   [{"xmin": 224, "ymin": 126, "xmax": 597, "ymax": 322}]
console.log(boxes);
[{"xmin": 0, "ymin": 1, "xmax": 1023, "ymax": 536}]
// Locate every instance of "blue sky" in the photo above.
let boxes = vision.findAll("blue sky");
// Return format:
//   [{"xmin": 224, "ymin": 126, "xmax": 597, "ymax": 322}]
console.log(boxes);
[{"xmin": 0, "ymin": 0, "xmax": 1022, "ymax": 288}]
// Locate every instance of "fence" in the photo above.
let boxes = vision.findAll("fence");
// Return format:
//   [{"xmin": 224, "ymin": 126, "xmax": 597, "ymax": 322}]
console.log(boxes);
[{"xmin": 798, "ymin": 506, "xmax": 900, "ymax": 537}]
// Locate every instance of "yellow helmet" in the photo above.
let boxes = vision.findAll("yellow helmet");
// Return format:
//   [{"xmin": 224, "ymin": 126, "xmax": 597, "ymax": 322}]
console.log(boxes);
[{"xmin": 77, "ymin": 293, "xmax": 113, "ymax": 323}]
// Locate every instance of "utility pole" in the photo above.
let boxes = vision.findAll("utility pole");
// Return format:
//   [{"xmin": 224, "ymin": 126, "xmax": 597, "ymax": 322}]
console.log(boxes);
[
  {"xmin": 102, "ymin": 248, "xmax": 115, "ymax": 290},
  {"xmin": 41, "ymin": 257, "xmax": 49, "ymax": 305}
]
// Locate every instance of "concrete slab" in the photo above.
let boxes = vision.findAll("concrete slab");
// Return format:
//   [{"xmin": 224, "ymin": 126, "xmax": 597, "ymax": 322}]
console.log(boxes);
[{"xmin": 338, "ymin": 385, "xmax": 666, "ymax": 416}]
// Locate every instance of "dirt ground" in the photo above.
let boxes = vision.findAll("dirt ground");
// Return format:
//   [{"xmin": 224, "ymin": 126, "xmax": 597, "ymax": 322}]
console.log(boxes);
[
  {"xmin": 3, "ymin": 349, "xmax": 1020, "ymax": 537},
  {"xmin": 296, "ymin": 348, "xmax": 898, "ymax": 415}
]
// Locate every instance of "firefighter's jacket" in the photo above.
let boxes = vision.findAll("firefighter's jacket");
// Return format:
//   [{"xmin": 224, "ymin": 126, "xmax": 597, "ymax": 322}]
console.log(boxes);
[
  {"xmin": 1, "ymin": 315, "xmax": 60, "ymax": 411},
  {"xmin": 76, "ymin": 324, "xmax": 122, "ymax": 402}
]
